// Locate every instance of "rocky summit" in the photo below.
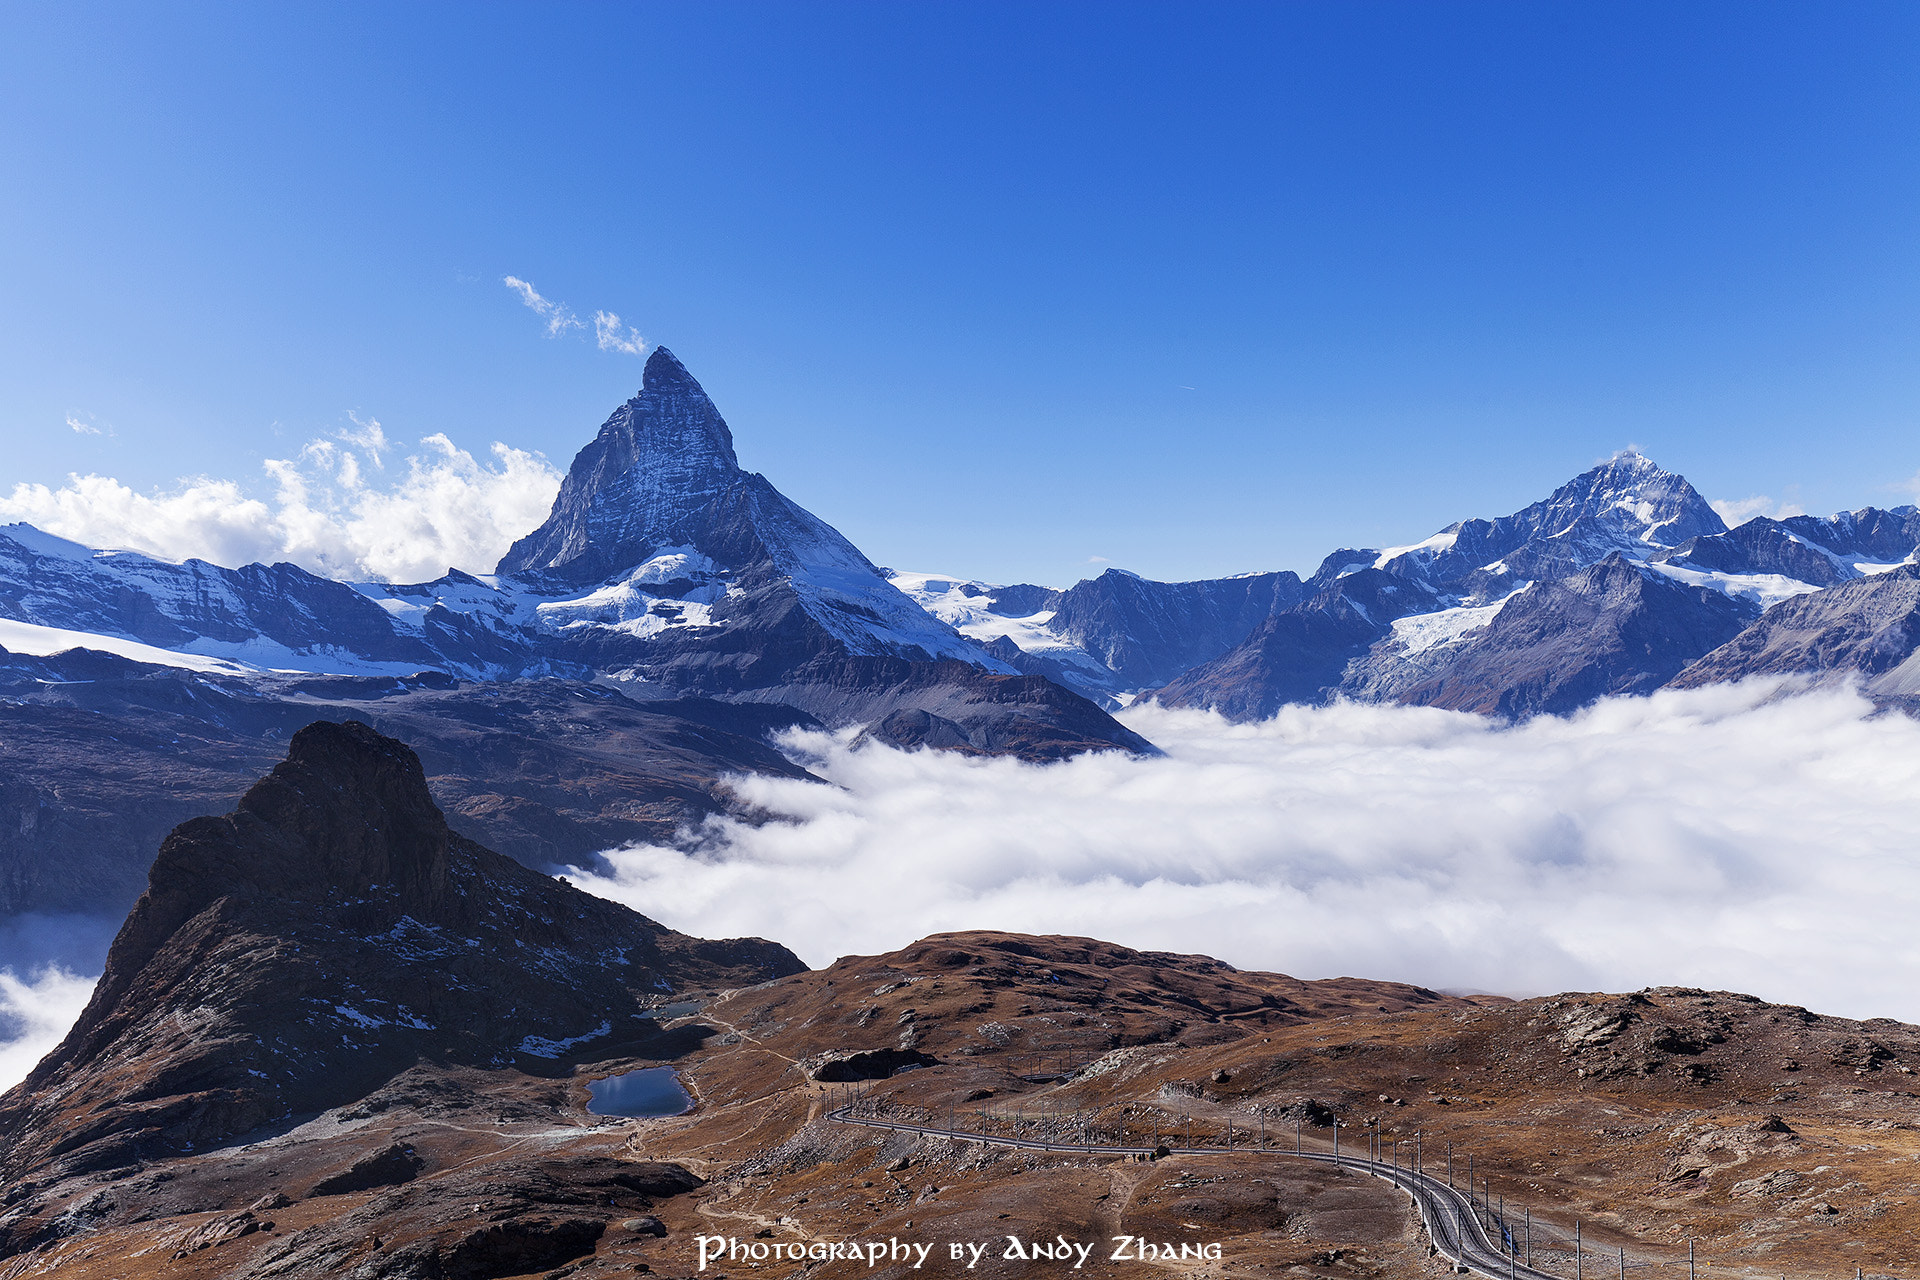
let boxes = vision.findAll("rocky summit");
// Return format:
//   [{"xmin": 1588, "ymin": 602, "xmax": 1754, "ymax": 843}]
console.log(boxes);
[{"xmin": 0, "ymin": 720, "xmax": 801, "ymax": 1188}]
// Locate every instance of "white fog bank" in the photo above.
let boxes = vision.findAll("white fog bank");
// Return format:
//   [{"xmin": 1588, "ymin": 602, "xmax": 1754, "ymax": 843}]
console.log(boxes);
[
  {"xmin": 570, "ymin": 680, "xmax": 1920, "ymax": 1024},
  {"xmin": 0, "ymin": 967, "xmax": 95, "ymax": 1091},
  {"xmin": 5, "ymin": 679, "xmax": 1916, "ymax": 1093}
]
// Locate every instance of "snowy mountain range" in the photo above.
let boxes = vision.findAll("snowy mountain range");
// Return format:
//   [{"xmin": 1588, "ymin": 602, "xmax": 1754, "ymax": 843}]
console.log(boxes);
[
  {"xmin": 5, "ymin": 351, "xmax": 1918, "ymax": 734},
  {"xmin": 897, "ymin": 451, "xmax": 1920, "ymax": 719},
  {"xmin": 6, "ymin": 348, "xmax": 1920, "ymax": 937}
]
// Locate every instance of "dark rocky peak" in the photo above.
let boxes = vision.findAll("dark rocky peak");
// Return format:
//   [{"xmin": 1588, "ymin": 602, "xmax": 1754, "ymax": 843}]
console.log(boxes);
[
  {"xmin": 1044, "ymin": 565, "xmax": 1307, "ymax": 688},
  {"xmin": 153, "ymin": 719, "xmax": 454, "ymax": 923},
  {"xmin": 0, "ymin": 720, "xmax": 803, "ymax": 1180},
  {"xmin": 1779, "ymin": 505, "xmax": 1920, "ymax": 561},
  {"xmin": 496, "ymin": 346, "xmax": 744, "ymax": 582}
]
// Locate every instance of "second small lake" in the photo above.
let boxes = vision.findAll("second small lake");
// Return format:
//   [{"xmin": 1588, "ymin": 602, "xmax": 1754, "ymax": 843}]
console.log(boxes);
[{"xmin": 586, "ymin": 1066, "xmax": 692, "ymax": 1117}]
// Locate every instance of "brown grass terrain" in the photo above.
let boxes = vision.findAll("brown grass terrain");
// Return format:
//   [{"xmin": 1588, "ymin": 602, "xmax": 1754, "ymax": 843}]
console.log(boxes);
[{"xmin": 5, "ymin": 931, "xmax": 1917, "ymax": 1280}]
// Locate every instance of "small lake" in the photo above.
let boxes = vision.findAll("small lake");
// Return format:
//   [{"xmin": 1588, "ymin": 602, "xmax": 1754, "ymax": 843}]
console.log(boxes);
[{"xmin": 586, "ymin": 1066, "xmax": 692, "ymax": 1117}]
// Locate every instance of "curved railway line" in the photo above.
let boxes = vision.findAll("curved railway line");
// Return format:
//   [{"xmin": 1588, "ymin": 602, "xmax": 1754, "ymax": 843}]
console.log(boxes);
[{"xmin": 827, "ymin": 1104, "xmax": 1573, "ymax": 1280}]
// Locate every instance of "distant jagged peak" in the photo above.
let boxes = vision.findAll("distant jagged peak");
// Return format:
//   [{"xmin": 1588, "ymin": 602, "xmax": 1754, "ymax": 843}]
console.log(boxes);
[{"xmin": 1533, "ymin": 448, "xmax": 1726, "ymax": 545}]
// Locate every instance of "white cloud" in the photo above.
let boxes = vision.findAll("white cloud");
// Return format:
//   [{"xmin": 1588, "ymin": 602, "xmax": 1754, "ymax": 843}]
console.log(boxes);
[
  {"xmin": 0, "ymin": 966, "xmax": 94, "ymax": 1091},
  {"xmin": 1711, "ymin": 495, "xmax": 1808, "ymax": 525},
  {"xmin": 569, "ymin": 681, "xmax": 1920, "ymax": 1024},
  {"xmin": 0, "ymin": 427, "xmax": 562, "ymax": 582},
  {"xmin": 593, "ymin": 310, "xmax": 648, "ymax": 357},
  {"xmin": 504, "ymin": 275, "xmax": 582, "ymax": 336},
  {"xmin": 505, "ymin": 276, "xmax": 649, "ymax": 357},
  {"xmin": 65, "ymin": 414, "xmax": 102, "ymax": 436}
]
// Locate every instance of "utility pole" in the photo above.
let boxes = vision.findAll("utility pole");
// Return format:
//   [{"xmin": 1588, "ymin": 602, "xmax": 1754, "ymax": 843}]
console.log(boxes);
[
  {"xmin": 1525, "ymin": 1209, "xmax": 1531, "ymax": 1267},
  {"xmin": 1618, "ymin": 1246, "xmax": 1624, "ymax": 1280},
  {"xmin": 1447, "ymin": 1142, "xmax": 1453, "ymax": 1188},
  {"xmin": 1576, "ymin": 1220, "xmax": 1582, "ymax": 1280},
  {"xmin": 1333, "ymin": 1120, "xmax": 1340, "ymax": 1167},
  {"xmin": 1295, "ymin": 1116, "xmax": 1301, "ymax": 1154},
  {"xmin": 1688, "ymin": 1239, "xmax": 1694, "ymax": 1280}
]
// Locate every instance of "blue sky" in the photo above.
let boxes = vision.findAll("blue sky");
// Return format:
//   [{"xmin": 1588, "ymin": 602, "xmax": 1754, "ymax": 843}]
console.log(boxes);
[{"xmin": 4, "ymin": 2, "xmax": 1919, "ymax": 586}]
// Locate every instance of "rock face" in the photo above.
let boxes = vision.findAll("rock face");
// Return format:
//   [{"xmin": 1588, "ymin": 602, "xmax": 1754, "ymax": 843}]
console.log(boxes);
[
  {"xmin": 1041, "ymin": 569, "xmax": 1302, "ymax": 691},
  {"xmin": 0, "ymin": 720, "xmax": 803, "ymax": 1182},
  {"xmin": 501, "ymin": 348, "xmax": 995, "ymax": 679},
  {"xmin": 497, "ymin": 348, "xmax": 747, "ymax": 584},
  {"xmin": 1655, "ymin": 506, "xmax": 1920, "ymax": 589}
]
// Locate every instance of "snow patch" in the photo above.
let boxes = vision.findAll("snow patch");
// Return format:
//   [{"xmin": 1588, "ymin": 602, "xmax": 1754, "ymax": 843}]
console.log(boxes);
[
  {"xmin": 518, "ymin": 1021, "xmax": 612, "ymax": 1059},
  {"xmin": 1647, "ymin": 562, "xmax": 1825, "ymax": 611},
  {"xmin": 1386, "ymin": 601, "xmax": 1507, "ymax": 655},
  {"xmin": 0, "ymin": 617, "xmax": 256, "ymax": 675}
]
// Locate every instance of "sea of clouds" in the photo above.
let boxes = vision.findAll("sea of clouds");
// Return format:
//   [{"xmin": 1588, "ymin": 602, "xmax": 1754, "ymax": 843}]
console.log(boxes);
[
  {"xmin": 6, "ymin": 679, "xmax": 1920, "ymax": 1091},
  {"xmin": 569, "ymin": 680, "xmax": 1920, "ymax": 1025},
  {"xmin": 0, "ymin": 420, "xmax": 561, "ymax": 583}
]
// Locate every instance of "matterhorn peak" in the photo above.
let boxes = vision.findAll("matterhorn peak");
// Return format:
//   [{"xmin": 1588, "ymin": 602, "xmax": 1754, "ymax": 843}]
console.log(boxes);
[
  {"xmin": 641, "ymin": 343, "xmax": 696, "ymax": 392},
  {"xmin": 496, "ymin": 347, "xmax": 742, "ymax": 580}
]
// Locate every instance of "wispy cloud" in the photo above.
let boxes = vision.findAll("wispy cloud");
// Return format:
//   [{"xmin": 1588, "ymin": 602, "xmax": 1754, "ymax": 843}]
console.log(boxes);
[
  {"xmin": 503, "ymin": 275, "xmax": 582, "ymax": 337},
  {"xmin": 0, "ymin": 423, "xmax": 562, "ymax": 582},
  {"xmin": 65, "ymin": 414, "xmax": 103, "ymax": 437},
  {"xmin": 569, "ymin": 681, "xmax": 1920, "ymax": 1024},
  {"xmin": 1711, "ymin": 495, "xmax": 1808, "ymax": 525},
  {"xmin": 593, "ymin": 310, "xmax": 648, "ymax": 357},
  {"xmin": 503, "ymin": 277, "xmax": 648, "ymax": 357}
]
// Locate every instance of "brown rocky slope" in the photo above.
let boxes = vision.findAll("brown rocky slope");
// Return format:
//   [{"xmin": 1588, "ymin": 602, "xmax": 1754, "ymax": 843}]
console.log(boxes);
[
  {"xmin": 4, "ymin": 780, "xmax": 1918, "ymax": 1278},
  {"xmin": 0, "ymin": 720, "xmax": 801, "ymax": 1192}
]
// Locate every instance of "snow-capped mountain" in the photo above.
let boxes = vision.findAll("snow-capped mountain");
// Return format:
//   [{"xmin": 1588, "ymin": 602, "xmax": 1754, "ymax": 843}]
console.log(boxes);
[
  {"xmin": 1368, "ymin": 449, "xmax": 1728, "ymax": 600},
  {"xmin": 497, "ymin": 348, "xmax": 993, "ymax": 674},
  {"xmin": 1150, "ymin": 454, "xmax": 1920, "ymax": 719},
  {"xmin": 0, "ymin": 349, "xmax": 1153, "ymax": 757}
]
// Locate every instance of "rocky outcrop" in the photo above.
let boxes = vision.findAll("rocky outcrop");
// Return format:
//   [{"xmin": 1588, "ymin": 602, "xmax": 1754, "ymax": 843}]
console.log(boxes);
[
  {"xmin": 1656, "ymin": 506, "xmax": 1920, "ymax": 586},
  {"xmin": 0, "ymin": 720, "xmax": 803, "ymax": 1181}
]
